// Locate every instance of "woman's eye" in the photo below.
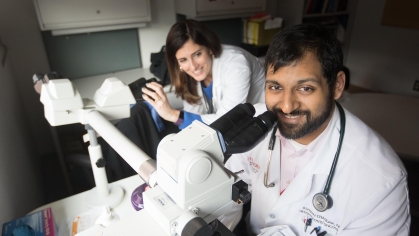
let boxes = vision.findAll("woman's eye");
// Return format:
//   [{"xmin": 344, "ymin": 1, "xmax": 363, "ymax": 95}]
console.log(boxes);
[
  {"xmin": 195, "ymin": 52, "xmax": 202, "ymax": 57},
  {"xmin": 178, "ymin": 59, "xmax": 186, "ymax": 63}
]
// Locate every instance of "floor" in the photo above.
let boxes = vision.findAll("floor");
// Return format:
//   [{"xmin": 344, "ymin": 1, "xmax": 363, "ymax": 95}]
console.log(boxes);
[{"xmin": 40, "ymin": 152, "xmax": 419, "ymax": 235}]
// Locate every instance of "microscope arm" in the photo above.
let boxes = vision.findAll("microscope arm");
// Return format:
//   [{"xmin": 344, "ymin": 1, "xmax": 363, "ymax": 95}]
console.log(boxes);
[
  {"xmin": 84, "ymin": 110, "xmax": 158, "ymax": 187},
  {"xmin": 40, "ymin": 77, "xmax": 157, "ymax": 187}
]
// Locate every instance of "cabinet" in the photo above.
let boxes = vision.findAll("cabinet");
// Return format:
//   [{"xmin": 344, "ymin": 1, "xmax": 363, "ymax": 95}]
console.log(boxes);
[
  {"xmin": 34, "ymin": 0, "xmax": 151, "ymax": 34},
  {"xmin": 175, "ymin": 0, "xmax": 265, "ymax": 21},
  {"xmin": 276, "ymin": 0, "xmax": 358, "ymax": 62}
]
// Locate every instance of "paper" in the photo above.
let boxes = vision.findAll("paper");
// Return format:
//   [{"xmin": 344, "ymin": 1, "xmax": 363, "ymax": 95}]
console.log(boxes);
[{"xmin": 265, "ymin": 18, "xmax": 283, "ymax": 30}]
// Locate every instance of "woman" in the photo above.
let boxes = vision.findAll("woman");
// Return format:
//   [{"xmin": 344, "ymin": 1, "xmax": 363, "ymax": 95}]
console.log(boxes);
[
  {"xmin": 105, "ymin": 19, "xmax": 265, "ymax": 180},
  {"xmin": 141, "ymin": 19, "xmax": 265, "ymax": 129}
]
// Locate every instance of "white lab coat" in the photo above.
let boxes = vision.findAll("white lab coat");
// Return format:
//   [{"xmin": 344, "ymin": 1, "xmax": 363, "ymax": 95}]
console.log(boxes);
[
  {"xmin": 222, "ymin": 103, "xmax": 410, "ymax": 236},
  {"xmin": 182, "ymin": 45, "xmax": 265, "ymax": 124}
]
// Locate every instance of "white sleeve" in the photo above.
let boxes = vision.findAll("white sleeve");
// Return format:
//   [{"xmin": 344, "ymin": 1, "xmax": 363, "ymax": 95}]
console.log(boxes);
[
  {"xmin": 339, "ymin": 175, "xmax": 410, "ymax": 235},
  {"xmin": 258, "ymin": 225, "xmax": 297, "ymax": 236},
  {"xmin": 218, "ymin": 153, "xmax": 253, "ymax": 231},
  {"xmin": 201, "ymin": 56, "xmax": 253, "ymax": 124},
  {"xmin": 217, "ymin": 203, "xmax": 243, "ymax": 231}
]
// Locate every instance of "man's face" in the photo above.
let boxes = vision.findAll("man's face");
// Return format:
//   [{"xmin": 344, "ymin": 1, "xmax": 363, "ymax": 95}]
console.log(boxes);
[{"xmin": 265, "ymin": 52, "xmax": 337, "ymax": 145}]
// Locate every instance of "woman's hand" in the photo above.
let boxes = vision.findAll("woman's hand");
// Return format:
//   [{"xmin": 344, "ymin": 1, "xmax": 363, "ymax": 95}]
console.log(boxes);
[{"xmin": 141, "ymin": 82, "xmax": 180, "ymax": 123}]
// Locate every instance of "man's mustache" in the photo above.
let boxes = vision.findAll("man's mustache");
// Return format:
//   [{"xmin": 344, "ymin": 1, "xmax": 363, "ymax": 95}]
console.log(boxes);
[{"xmin": 271, "ymin": 107, "xmax": 310, "ymax": 117}]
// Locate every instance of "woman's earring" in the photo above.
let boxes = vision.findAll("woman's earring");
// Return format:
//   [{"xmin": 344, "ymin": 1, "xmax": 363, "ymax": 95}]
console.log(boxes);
[{"xmin": 180, "ymin": 67, "xmax": 183, "ymax": 72}]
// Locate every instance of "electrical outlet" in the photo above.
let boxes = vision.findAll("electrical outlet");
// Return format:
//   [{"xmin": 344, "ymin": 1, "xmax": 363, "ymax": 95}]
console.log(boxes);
[{"xmin": 414, "ymin": 80, "xmax": 419, "ymax": 92}]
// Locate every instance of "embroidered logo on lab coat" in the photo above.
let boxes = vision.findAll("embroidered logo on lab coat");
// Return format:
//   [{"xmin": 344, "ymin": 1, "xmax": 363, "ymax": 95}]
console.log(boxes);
[
  {"xmin": 300, "ymin": 207, "xmax": 339, "ymax": 235},
  {"xmin": 248, "ymin": 156, "xmax": 260, "ymax": 173}
]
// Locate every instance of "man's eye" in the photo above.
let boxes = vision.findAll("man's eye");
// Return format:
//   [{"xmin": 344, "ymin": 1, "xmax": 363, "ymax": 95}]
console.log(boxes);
[
  {"xmin": 269, "ymin": 85, "xmax": 281, "ymax": 90},
  {"xmin": 195, "ymin": 52, "xmax": 202, "ymax": 57},
  {"xmin": 299, "ymin": 87, "xmax": 313, "ymax": 92}
]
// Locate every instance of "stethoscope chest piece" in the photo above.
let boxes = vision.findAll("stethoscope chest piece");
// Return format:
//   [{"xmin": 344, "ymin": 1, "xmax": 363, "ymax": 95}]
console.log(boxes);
[{"xmin": 312, "ymin": 193, "xmax": 333, "ymax": 212}]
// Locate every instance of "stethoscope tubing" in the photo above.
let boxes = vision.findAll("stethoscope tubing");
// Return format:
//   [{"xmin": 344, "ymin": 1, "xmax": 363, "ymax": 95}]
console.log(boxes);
[
  {"xmin": 264, "ymin": 102, "xmax": 346, "ymax": 198},
  {"xmin": 322, "ymin": 102, "xmax": 346, "ymax": 195}
]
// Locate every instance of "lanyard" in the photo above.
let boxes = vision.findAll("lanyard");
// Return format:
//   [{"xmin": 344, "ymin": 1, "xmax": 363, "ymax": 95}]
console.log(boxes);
[{"xmin": 201, "ymin": 82, "xmax": 214, "ymax": 114}]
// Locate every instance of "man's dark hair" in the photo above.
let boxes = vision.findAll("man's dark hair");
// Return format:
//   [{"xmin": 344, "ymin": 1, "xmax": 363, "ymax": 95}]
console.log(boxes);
[{"xmin": 264, "ymin": 23, "xmax": 343, "ymax": 92}]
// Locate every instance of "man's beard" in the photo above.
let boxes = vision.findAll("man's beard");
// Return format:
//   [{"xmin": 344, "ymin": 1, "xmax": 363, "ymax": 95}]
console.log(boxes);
[{"xmin": 272, "ymin": 97, "xmax": 334, "ymax": 140}]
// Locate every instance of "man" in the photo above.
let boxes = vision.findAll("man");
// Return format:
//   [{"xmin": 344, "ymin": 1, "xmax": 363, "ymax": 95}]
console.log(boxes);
[{"xmin": 220, "ymin": 24, "xmax": 410, "ymax": 235}]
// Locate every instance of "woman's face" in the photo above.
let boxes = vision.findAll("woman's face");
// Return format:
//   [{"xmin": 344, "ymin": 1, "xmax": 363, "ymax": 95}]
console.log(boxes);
[{"xmin": 175, "ymin": 39, "xmax": 213, "ymax": 84}]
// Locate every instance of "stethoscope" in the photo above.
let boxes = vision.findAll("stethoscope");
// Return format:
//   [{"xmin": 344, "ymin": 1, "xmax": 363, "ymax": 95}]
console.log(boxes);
[{"xmin": 263, "ymin": 102, "xmax": 346, "ymax": 212}]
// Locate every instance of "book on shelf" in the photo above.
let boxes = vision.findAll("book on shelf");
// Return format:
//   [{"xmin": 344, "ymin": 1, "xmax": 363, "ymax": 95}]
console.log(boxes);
[
  {"xmin": 326, "ymin": 0, "xmax": 339, "ymax": 12},
  {"xmin": 242, "ymin": 13, "xmax": 283, "ymax": 46},
  {"xmin": 336, "ymin": 0, "xmax": 348, "ymax": 12},
  {"xmin": 305, "ymin": 0, "xmax": 348, "ymax": 14}
]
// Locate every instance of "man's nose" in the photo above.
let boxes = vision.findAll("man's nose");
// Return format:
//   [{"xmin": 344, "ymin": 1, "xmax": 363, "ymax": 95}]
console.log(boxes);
[{"xmin": 279, "ymin": 90, "xmax": 299, "ymax": 114}]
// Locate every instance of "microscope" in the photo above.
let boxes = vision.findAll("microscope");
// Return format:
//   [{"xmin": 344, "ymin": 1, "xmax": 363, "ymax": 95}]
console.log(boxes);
[{"xmin": 39, "ymin": 77, "xmax": 276, "ymax": 236}]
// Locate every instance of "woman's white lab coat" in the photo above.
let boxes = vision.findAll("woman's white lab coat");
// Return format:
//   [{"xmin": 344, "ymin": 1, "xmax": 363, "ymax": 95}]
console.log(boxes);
[
  {"xmin": 222, "ymin": 104, "xmax": 410, "ymax": 235},
  {"xmin": 182, "ymin": 45, "xmax": 265, "ymax": 124}
]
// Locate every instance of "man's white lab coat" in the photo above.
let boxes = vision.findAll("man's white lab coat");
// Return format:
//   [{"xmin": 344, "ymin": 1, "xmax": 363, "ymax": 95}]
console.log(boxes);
[
  {"xmin": 182, "ymin": 45, "xmax": 265, "ymax": 124},
  {"xmin": 222, "ymin": 103, "xmax": 410, "ymax": 235}
]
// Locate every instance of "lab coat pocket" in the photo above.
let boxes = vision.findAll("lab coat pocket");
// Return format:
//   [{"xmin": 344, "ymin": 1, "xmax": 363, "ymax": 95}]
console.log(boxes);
[{"xmin": 296, "ymin": 174, "xmax": 342, "ymax": 236}]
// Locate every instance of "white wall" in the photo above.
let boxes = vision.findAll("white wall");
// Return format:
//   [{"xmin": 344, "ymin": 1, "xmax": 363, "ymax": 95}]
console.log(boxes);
[
  {"xmin": 0, "ymin": 46, "xmax": 43, "ymax": 226},
  {"xmin": 0, "ymin": 0, "xmax": 54, "ymax": 157},
  {"xmin": 0, "ymin": 0, "xmax": 176, "ymax": 225},
  {"xmin": 139, "ymin": 0, "xmax": 176, "ymax": 68},
  {"xmin": 346, "ymin": 0, "xmax": 419, "ymax": 97},
  {"xmin": 0, "ymin": 0, "xmax": 51, "ymax": 226}
]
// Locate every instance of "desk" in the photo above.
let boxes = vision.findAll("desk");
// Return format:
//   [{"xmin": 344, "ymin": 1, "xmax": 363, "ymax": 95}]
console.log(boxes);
[
  {"xmin": 71, "ymin": 68, "xmax": 183, "ymax": 109},
  {"xmin": 72, "ymin": 68, "xmax": 153, "ymax": 99},
  {"xmin": 30, "ymin": 175, "xmax": 167, "ymax": 235},
  {"xmin": 30, "ymin": 175, "xmax": 142, "ymax": 222},
  {"xmin": 340, "ymin": 93, "xmax": 419, "ymax": 161}
]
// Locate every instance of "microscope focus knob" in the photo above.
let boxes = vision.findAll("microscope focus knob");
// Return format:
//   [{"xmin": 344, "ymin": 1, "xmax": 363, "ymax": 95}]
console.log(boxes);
[
  {"xmin": 232, "ymin": 180, "xmax": 251, "ymax": 204},
  {"xmin": 239, "ymin": 189, "xmax": 251, "ymax": 204}
]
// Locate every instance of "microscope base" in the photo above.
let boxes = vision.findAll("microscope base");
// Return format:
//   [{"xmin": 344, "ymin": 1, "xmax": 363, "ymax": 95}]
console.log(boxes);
[{"xmin": 85, "ymin": 184, "xmax": 124, "ymax": 209}]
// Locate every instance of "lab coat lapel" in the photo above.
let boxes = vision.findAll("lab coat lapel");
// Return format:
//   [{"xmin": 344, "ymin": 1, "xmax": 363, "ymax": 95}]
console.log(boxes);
[
  {"xmin": 310, "ymin": 108, "xmax": 341, "ymax": 176},
  {"xmin": 211, "ymin": 57, "xmax": 221, "ymax": 112},
  {"xmin": 271, "ymin": 155, "xmax": 316, "ymax": 210},
  {"xmin": 195, "ymin": 82, "xmax": 208, "ymax": 114}
]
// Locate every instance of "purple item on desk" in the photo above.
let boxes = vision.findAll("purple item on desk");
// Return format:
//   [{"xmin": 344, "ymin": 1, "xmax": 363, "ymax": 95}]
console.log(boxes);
[{"xmin": 131, "ymin": 183, "xmax": 149, "ymax": 211}]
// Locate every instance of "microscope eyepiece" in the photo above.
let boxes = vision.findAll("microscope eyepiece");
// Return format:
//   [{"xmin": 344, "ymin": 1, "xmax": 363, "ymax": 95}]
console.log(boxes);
[{"xmin": 209, "ymin": 103, "xmax": 277, "ymax": 161}]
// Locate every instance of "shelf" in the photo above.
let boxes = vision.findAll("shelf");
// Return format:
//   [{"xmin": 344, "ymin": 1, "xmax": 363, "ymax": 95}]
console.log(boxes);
[
  {"xmin": 174, "ymin": 0, "xmax": 265, "ymax": 21},
  {"xmin": 303, "ymin": 11, "xmax": 349, "ymax": 18},
  {"xmin": 240, "ymin": 43, "xmax": 269, "ymax": 57},
  {"xmin": 34, "ymin": 0, "xmax": 151, "ymax": 32}
]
